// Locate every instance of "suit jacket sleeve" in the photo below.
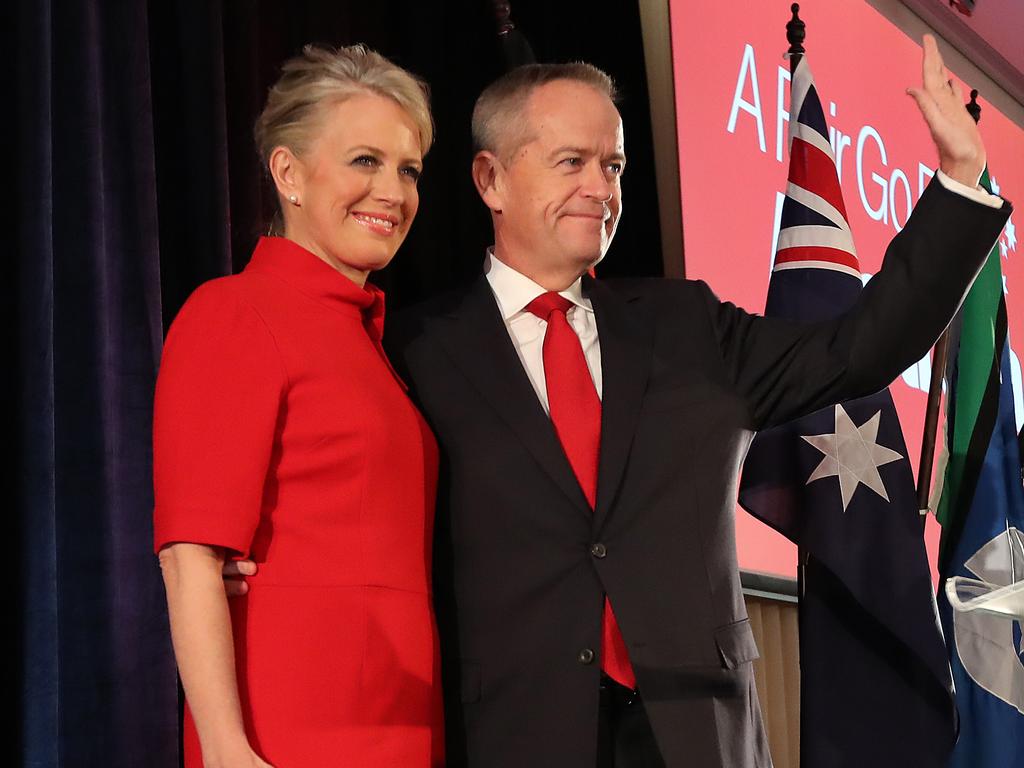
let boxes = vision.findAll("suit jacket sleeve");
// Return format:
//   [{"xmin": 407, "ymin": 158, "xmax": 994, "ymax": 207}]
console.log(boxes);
[{"xmin": 700, "ymin": 176, "xmax": 1011, "ymax": 430}]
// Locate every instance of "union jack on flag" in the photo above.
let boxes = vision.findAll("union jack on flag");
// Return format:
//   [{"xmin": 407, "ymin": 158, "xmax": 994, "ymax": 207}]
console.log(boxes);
[
  {"xmin": 773, "ymin": 57, "xmax": 859, "ymax": 280},
  {"xmin": 738, "ymin": 54, "xmax": 956, "ymax": 766}
]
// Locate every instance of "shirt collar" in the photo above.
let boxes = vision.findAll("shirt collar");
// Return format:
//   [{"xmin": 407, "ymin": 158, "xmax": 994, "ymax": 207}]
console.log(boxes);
[{"xmin": 483, "ymin": 248, "xmax": 591, "ymax": 321}]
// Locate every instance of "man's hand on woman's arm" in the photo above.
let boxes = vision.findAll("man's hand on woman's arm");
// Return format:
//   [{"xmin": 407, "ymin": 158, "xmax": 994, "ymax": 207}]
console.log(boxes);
[{"xmin": 222, "ymin": 558, "xmax": 258, "ymax": 598}]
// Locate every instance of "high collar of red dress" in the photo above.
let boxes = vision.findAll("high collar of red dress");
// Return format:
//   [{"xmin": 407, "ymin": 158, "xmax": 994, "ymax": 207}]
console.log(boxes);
[{"xmin": 246, "ymin": 236, "xmax": 386, "ymax": 338}]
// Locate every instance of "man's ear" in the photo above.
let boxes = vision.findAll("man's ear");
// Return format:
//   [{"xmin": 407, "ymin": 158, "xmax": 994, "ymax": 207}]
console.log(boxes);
[
  {"xmin": 269, "ymin": 146, "xmax": 303, "ymax": 204},
  {"xmin": 472, "ymin": 151, "xmax": 505, "ymax": 214}
]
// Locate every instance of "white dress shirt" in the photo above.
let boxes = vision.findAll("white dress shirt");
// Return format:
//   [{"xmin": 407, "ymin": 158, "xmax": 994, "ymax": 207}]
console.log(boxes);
[
  {"xmin": 935, "ymin": 169, "xmax": 1004, "ymax": 209},
  {"xmin": 484, "ymin": 251, "xmax": 602, "ymax": 415},
  {"xmin": 482, "ymin": 172, "xmax": 1001, "ymax": 415}
]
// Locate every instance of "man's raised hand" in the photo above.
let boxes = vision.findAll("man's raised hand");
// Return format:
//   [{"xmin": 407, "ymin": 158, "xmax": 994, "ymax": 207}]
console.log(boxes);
[{"xmin": 906, "ymin": 34, "xmax": 986, "ymax": 188}]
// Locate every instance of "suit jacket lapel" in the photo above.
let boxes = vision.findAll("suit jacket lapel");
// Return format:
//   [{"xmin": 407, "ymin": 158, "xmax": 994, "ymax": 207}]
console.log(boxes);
[
  {"xmin": 430, "ymin": 277, "xmax": 591, "ymax": 515},
  {"xmin": 586, "ymin": 277, "xmax": 653, "ymax": 530}
]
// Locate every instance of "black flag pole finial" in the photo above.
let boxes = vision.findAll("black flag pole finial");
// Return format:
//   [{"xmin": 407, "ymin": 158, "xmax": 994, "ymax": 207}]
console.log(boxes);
[
  {"xmin": 787, "ymin": 3, "xmax": 806, "ymax": 72},
  {"xmin": 967, "ymin": 88, "xmax": 982, "ymax": 124},
  {"xmin": 492, "ymin": 1, "xmax": 514, "ymax": 35},
  {"xmin": 489, "ymin": 0, "xmax": 536, "ymax": 70}
]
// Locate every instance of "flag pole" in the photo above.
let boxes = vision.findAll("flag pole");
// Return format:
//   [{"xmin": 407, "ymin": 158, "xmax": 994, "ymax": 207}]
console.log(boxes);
[
  {"xmin": 915, "ymin": 89, "xmax": 982, "ymax": 531},
  {"xmin": 786, "ymin": 3, "xmax": 807, "ymax": 593}
]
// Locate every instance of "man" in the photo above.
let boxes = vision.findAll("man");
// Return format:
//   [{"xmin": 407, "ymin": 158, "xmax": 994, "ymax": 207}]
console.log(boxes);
[{"xmin": 226, "ymin": 37, "xmax": 1008, "ymax": 766}]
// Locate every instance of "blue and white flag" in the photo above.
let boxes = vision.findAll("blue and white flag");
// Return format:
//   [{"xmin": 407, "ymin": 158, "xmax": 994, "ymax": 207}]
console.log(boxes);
[{"xmin": 935, "ymin": 168, "xmax": 1024, "ymax": 766}]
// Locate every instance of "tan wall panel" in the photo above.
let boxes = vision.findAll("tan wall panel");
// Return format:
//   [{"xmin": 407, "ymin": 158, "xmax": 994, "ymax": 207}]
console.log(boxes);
[{"xmin": 746, "ymin": 595, "xmax": 800, "ymax": 768}]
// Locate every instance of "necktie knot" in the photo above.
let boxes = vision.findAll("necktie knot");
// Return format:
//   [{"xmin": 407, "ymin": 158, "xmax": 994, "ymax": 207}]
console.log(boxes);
[{"xmin": 525, "ymin": 291, "xmax": 574, "ymax": 321}]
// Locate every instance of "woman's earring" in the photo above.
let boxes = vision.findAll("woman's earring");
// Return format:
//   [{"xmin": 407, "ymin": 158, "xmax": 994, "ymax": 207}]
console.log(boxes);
[{"xmin": 288, "ymin": 194, "xmax": 299, "ymax": 206}]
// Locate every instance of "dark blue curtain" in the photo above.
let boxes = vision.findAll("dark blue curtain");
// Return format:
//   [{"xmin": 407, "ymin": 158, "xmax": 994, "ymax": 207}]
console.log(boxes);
[
  {"xmin": 10, "ymin": 0, "xmax": 178, "ymax": 766},
  {"xmin": 8, "ymin": 1, "xmax": 661, "ymax": 765}
]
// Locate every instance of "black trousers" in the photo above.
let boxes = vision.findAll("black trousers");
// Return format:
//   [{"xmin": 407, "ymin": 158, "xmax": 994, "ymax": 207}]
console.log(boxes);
[{"xmin": 596, "ymin": 675, "xmax": 666, "ymax": 768}]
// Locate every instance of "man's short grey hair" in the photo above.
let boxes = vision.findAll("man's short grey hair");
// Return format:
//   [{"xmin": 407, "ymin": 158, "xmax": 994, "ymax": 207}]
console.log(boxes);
[{"xmin": 471, "ymin": 62, "xmax": 617, "ymax": 161}]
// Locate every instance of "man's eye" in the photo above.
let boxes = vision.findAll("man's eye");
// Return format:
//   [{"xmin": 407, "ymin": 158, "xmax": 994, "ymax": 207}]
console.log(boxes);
[
  {"xmin": 352, "ymin": 155, "xmax": 379, "ymax": 167},
  {"xmin": 561, "ymin": 157, "xmax": 582, "ymax": 167},
  {"xmin": 607, "ymin": 162, "xmax": 624, "ymax": 175}
]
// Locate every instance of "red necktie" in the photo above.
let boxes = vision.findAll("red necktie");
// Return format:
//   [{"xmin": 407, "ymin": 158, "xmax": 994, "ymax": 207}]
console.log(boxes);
[{"xmin": 525, "ymin": 292, "xmax": 636, "ymax": 689}]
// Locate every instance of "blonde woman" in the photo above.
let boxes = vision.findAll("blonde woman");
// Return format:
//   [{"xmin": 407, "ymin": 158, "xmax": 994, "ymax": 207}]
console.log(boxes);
[{"xmin": 153, "ymin": 45, "xmax": 442, "ymax": 767}]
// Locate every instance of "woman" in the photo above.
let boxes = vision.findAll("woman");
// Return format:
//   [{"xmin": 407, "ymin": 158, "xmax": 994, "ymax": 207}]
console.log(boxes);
[{"xmin": 154, "ymin": 45, "xmax": 442, "ymax": 767}]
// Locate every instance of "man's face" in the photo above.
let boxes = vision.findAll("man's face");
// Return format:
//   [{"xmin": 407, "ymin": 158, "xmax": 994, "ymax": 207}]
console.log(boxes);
[{"xmin": 490, "ymin": 80, "xmax": 625, "ymax": 278}]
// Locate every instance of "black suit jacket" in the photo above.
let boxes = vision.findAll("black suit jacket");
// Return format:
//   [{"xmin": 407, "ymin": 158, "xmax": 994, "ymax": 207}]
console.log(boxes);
[{"xmin": 385, "ymin": 180, "xmax": 1010, "ymax": 768}]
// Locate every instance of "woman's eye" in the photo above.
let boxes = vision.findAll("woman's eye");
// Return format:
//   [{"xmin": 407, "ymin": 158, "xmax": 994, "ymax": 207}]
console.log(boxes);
[
  {"xmin": 352, "ymin": 155, "xmax": 379, "ymax": 168},
  {"xmin": 401, "ymin": 166, "xmax": 422, "ymax": 182}
]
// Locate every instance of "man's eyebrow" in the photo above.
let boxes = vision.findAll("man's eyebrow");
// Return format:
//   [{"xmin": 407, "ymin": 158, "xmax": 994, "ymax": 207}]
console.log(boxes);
[
  {"xmin": 546, "ymin": 146, "xmax": 627, "ymax": 162},
  {"xmin": 548, "ymin": 145, "xmax": 589, "ymax": 157}
]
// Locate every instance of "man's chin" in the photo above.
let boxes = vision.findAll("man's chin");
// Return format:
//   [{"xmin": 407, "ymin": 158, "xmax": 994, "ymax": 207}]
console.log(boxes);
[{"xmin": 566, "ymin": 244, "xmax": 607, "ymax": 273}]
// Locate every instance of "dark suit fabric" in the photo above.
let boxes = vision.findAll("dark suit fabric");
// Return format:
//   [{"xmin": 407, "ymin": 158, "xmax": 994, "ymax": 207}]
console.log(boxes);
[{"xmin": 385, "ymin": 180, "xmax": 1010, "ymax": 768}]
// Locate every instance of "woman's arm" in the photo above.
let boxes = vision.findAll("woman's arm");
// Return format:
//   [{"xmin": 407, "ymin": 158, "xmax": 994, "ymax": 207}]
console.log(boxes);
[{"xmin": 159, "ymin": 542, "xmax": 273, "ymax": 768}]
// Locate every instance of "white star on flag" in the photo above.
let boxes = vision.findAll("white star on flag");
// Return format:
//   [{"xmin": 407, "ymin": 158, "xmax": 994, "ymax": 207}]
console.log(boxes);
[
  {"xmin": 990, "ymin": 175, "xmax": 1001, "ymax": 195},
  {"xmin": 1006, "ymin": 217, "xmax": 1017, "ymax": 252},
  {"xmin": 802, "ymin": 404, "xmax": 904, "ymax": 511}
]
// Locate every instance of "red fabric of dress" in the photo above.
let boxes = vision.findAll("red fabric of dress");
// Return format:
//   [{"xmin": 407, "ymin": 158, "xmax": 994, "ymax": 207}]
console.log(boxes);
[{"xmin": 153, "ymin": 236, "xmax": 442, "ymax": 767}]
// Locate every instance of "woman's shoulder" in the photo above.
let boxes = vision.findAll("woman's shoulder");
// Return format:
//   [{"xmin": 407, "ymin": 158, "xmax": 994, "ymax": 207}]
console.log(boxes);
[
  {"xmin": 174, "ymin": 271, "xmax": 273, "ymax": 323},
  {"xmin": 164, "ymin": 273, "xmax": 281, "ymax": 351}
]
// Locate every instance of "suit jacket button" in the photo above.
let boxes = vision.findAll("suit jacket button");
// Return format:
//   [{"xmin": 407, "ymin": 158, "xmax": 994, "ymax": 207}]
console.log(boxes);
[
  {"xmin": 578, "ymin": 648, "xmax": 596, "ymax": 665},
  {"xmin": 590, "ymin": 543, "xmax": 607, "ymax": 559}
]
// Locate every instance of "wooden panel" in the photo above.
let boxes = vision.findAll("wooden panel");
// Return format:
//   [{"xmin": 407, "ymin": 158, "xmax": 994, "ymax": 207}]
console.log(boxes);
[{"xmin": 746, "ymin": 595, "xmax": 800, "ymax": 768}]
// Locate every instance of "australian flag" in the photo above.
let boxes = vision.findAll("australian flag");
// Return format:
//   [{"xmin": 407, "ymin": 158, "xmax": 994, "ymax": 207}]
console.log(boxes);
[{"xmin": 738, "ymin": 55, "xmax": 956, "ymax": 766}]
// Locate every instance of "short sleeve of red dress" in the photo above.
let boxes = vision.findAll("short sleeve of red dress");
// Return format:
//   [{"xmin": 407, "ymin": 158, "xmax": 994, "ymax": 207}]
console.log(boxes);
[{"xmin": 153, "ymin": 280, "xmax": 286, "ymax": 556}]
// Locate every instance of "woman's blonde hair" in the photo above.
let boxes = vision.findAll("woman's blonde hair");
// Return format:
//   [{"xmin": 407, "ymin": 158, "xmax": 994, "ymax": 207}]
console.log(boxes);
[{"xmin": 254, "ymin": 44, "xmax": 433, "ymax": 234}]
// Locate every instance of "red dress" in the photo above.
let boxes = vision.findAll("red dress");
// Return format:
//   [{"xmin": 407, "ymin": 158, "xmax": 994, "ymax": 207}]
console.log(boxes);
[{"xmin": 153, "ymin": 237, "xmax": 443, "ymax": 767}]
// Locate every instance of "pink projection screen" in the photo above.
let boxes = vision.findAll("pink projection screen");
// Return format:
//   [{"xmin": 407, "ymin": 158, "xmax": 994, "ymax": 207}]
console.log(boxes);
[{"xmin": 668, "ymin": 0, "xmax": 1024, "ymax": 582}]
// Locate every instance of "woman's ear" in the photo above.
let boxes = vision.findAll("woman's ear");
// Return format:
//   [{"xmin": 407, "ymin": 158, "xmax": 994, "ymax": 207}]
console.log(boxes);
[
  {"xmin": 471, "ymin": 151, "xmax": 505, "ymax": 214},
  {"xmin": 268, "ymin": 146, "xmax": 302, "ymax": 207}
]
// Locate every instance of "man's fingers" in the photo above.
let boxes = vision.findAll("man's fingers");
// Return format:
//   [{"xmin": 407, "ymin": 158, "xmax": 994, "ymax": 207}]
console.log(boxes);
[
  {"xmin": 921, "ymin": 35, "xmax": 948, "ymax": 95},
  {"xmin": 922, "ymin": 34, "xmax": 945, "ymax": 75},
  {"xmin": 222, "ymin": 559, "xmax": 255, "ymax": 598},
  {"xmin": 921, "ymin": 35, "xmax": 939, "ymax": 83},
  {"xmin": 223, "ymin": 559, "xmax": 257, "ymax": 576}
]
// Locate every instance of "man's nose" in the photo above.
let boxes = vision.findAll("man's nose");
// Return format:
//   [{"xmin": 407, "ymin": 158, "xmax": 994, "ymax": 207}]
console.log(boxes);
[{"xmin": 580, "ymin": 161, "xmax": 614, "ymax": 203}]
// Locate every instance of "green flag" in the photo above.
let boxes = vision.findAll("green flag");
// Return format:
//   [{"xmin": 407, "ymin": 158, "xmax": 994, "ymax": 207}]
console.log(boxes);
[{"xmin": 934, "ymin": 168, "xmax": 1006, "ymax": 566}]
